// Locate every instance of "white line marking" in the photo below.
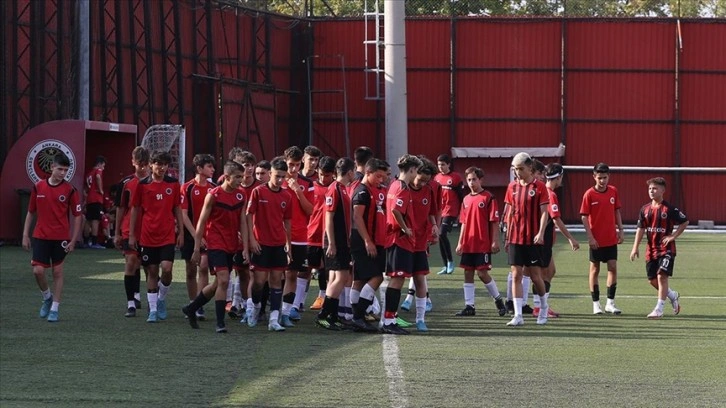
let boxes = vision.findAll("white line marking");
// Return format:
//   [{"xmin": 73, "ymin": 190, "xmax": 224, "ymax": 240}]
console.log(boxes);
[
  {"xmin": 382, "ymin": 334, "xmax": 409, "ymax": 408},
  {"xmin": 555, "ymin": 294, "xmax": 726, "ymax": 300}
]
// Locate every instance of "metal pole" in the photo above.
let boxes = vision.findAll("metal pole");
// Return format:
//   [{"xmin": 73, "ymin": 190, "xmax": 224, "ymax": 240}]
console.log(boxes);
[
  {"xmin": 384, "ymin": 0, "xmax": 408, "ymax": 165},
  {"xmin": 77, "ymin": 0, "xmax": 90, "ymax": 120}
]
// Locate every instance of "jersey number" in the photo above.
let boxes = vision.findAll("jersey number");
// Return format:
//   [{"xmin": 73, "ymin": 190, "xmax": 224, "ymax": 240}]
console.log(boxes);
[{"xmin": 156, "ymin": 193, "xmax": 163, "ymax": 201}]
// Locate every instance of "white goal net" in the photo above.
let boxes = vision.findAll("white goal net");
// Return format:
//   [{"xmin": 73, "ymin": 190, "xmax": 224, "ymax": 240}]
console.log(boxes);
[{"xmin": 141, "ymin": 124, "xmax": 186, "ymax": 182}]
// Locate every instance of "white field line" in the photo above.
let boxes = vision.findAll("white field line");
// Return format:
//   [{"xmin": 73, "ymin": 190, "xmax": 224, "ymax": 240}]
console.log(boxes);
[
  {"xmin": 554, "ymin": 294, "xmax": 726, "ymax": 300},
  {"xmin": 382, "ymin": 334, "xmax": 409, "ymax": 408}
]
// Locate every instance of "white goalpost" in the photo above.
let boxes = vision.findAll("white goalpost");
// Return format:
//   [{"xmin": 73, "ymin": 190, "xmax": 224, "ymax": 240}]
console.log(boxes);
[{"xmin": 140, "ymin": 124, "xmax": 186, "ymax": 182}]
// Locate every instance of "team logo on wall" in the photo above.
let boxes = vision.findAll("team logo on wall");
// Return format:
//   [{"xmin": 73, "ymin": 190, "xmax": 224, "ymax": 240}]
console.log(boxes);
[{"xmin": 26, "ymin": 139, "xmax": 76, "ymax": 183}]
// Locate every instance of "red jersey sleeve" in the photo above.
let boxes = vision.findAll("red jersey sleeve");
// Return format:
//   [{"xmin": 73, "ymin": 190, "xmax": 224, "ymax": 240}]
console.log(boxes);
[
  {"xmin": 579, "ymin": 189, "xmax": 591, "ymax": 216},
  {"xmin": 283, "ymin": 189, "xmax": 293, "ymax": 220},
  {"xmin": 548, "ymin": 189, "xmax": 561, "ymax": 220},
  {"xmin": 488, "ymin": 195, "xmax": 500, "ymax": 222},
  {"xmin": 28, "ymin": 185, "xmax": 38, "ymax": 213},
  {"xmin": 69, "ymin": 187, "xmax": 82, "ymax": 216},
  {"xmin": 246, "ymin": 187, "xmax": 259, "ymax": 215},
  {"xmin": 179, "ymin": 182, "xmax": 189, "ymax": 210}
]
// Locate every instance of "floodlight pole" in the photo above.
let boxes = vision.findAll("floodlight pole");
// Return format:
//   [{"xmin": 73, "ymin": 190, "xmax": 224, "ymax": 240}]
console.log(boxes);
[{"xmin": 384, "ymin": 0, "xmax": 408, "ymax": 165}]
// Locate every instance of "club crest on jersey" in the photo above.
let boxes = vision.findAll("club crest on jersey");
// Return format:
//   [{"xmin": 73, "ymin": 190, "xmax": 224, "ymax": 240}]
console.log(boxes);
[
  {"xmin": 26, "ymin": 139, "xmax": 76, "ymax": 183},
  {"xmin": 165, "ymin": 188, "xmax": 173, "ymax": 195},
  {"xmin": 236, "ymin": 193, "xmax": 244, "ymax": 201},
  {"xmin": 194, "ymin": 190, "xmax": 200, "ymax": 195},
  {"xmin": 58, "ymin": 195, "xmax": 66, "ymax": 202},
  {"xmin": 661, "ymin": 211, "xmax": 668, "ymax": 219},
  {"xmin": 552, "ymin": 204, "xmax": 559, "ymax": 212},
  {"xmin": 528, "ymin": 189, "xmax": 536, "ymax": 197},
  {"xmin": 422, "ymin": 198, "xmax": 429, "ymax": 205},
  {"xmin": 478, "ymin": 201, "xmax": 486, "ymax": 209},
  {"xmin": 378, "ymin": 193, "xmax": 385, "ymax": 201},
  {"xmin": 610, "ymin": 197, "xmax": 615, "ymax": 204},
  {"xmin": 325, "ymin": 196, "xmax": 333, "ymax": 206},
  {"xmin": 281, "ymin": 201, "xmax": 287, "ymax": 209},
  {"xmin": 396, "ymin": 199, "xmax": 404, "ymax": 207},
  {"xmin": 678, "ymin": 211, "xmax": 685, "ymax": 218},
  {"xmin": 447, "ymin": 179, "xmax": 452, "ymax": 185}
]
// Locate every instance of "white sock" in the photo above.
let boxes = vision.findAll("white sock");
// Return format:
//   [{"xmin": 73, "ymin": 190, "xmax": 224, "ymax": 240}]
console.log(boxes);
[
  {"xmin": 607, "ymin": 298, "xmax": 616, "ymax": 306},
  {"xmin": 148, "ymin": 292, "xmax": 158, "ymax": 312},
  {"xmin": 281, "ymin": 302, "xmax": 292, "ymax": 316},
  {"xmin": 522, "ymin": 276, "xmax": 531, "ymax": 304},
  {"xmin": 656, "ymin": 299, "xmax": 666, "ymax": 311},
  {"xmin": 371, "ymin": 295, "xmax": 381, "ymax": 315},
  {"xmin": 540, "ymin": 294, "xmax": 548, "ymax": 311},
  {"xmin": 350, "ymin": 288, "xmax": 361, "ymax": 306},
  {"xmin": 361, "ymin": 284, "xmax": 376, "ymax": 302},
  {"xmin": 50, "ymin": 301, "xmax": 60, "ymax": 312},
  {"xmin": 246, "ymin": 298, "xmax": 255, "ymax": 310},
  {"xmin": 506, "ymin": 272, "xmax": 513, "ymax": 300},
  {"xmin": 533, "ymin": 294, "xmax": 541, "ymax": 308},
  {"xmin": 513, "ymin": 297, "xmax": 523, "ymax": 318},
  {"xmin": 134, "ymin": 292, "xmax": 141, "ymax": 301},
  {"xmin": 232, "ymin": 277, "xmax": 242, "ymax": 308},
  {"xmin": 415, "ymin": 297, "xmax": 426, "ymax": 322},
  {"xmin": 463, "ymin": 283, "xmax": 475, "ymax": 306},
  {"xmin": 318, "ymin": 289, "xmax": 326, "ymax": 298},
  {"xmin": 293, "ymin": 278, "xmax": 308, "ymax": 310},
  {"xmin": 41, "ymin": 289, "xmax": 52, "ymax": 300},
  {"xmin": 344, "ymin": 287, "xmax": 351, "ymax": 309},
  {"xmin": 405, "ymin": 278, "xmax": 416, "ymax": 303},
  {"xmin": 484, "ymin": 279, "xmax": 500, "ymax": 299},
  {"xmin": 128, "ymin": 300, "xmax": 136, "ymax": 309},
  {"xmin": 226, "ymin": 278, "xmax": 234, "ymax": 302},
  {"xmin": 667, "ymin": 289, "xmax": 677, "ymax": 301},
  {"xmin": 158, "ymin": 282, "xmax": 170, "ymax": 301},
  {"xmin": 270, "ymin": 310, "xmax": 280, "ymax": 322}
]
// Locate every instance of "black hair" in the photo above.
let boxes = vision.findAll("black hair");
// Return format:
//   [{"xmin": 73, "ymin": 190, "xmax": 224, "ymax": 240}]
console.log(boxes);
[
  {"xmin": 283, "ymin": 146, "xmax": 303, "ymax": 161},
  {"xmin": 396, "ymin": 154, "xmax": 422, "ymax": 172},
  {"xmin": 304, "ymin": 145, "xmax": 322, "ymax": 157},
  {"xmin": 256, "ymin": 160, "xmax": 271, "ymax": 171},
  {"xmin": 193, "ymin": 153, "xmax": 215, "ymax": 169},
  {"xmin": 54, "ymin": 152, "xmax": 71, "ymax": 167},
  {"xmin": 436, "ymin": 154, "xmax": 452, "ymax": 164},
  {"xmin": 223, "ymin": 160, "xmax": 244, "ymax": 175},
  {"xmin": 465, "ymin": 166, "xmax": 484, "ymax": 179},
  {"xmin": 336, "ymin": 157, "xmax": 355, "ymax": 176},
  {"xmin": 94, "ymin": 155, "xmax": 107, "ymax": 165},
  {"xmin": 364, "ymin": 158, "xmax": 388, "ymax": 173},
  {"xmin": 545, "ymin": 163, "xmax": 564, "ymax": 179},
  {"xmin": 594, "ymin": 162, "xmax": 610, "ymax": 173},
  {"xmin": 150, "ymin": 151, "xmax": 172, "ymax": 165},
  {"xmin": 354, "ymin": 146, "xmax": 374, "ymax": 166},
  {"xmin": 271, "ymin": 157, "xmax": 288, "ymax": 172},
  {"xmin": 132, "ymin": 146, "xmax": 149, "ymax": 164},
  {"xmin": 318, "ymin": 156, "xmax": 336, "ymax": 173}
]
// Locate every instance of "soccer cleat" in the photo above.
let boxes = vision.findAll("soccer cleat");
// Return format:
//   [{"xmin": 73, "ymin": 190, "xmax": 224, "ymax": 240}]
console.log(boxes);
[
  {"xmin": 364, "ymin": 312, "xmax": 378, "ymax": 322},
  {"xmin": 395, "ymin": 316, "xmax": 413, "ymax": 328},
  {"xmin": 381, "ymin": 323, "xmax": 410, "ymax": 335},
  {"xmin": 239, "ymin": 315, "xmax": 248, "ymax": 324},
  {"xmin": 289, "ymin": 307, "xmax": 302, "ymax": 321},
  {"xmin": 268, "ymin": 321, "xmax": 286, "ymax": 332},
  {"xmin": 215, "ymin": 324, "xmax": 228, "ymax": 333},
  {"xmin": 593, "ymin": 302, "xmax": 604, "ymax": 315},
  {"xmin": 415, "ymin": 320, "xmax": 429, "ymax": 332},
  {"xmin": 182, "ymin": 306, "xmax": 199, "ymax": 329},
  {"xmin": 39, "ymin": 297, "xmax": 53, "ymax": 318},
  {"xmin": 425, "ymin": 298, "xmax": 433, "ymax": 313},
  {"xmin": 47, "ymin": 310, "xmax": 59, "ymax": 322},
  {"xmin": 547, "ymin": 308, "xmax": 560, "ymax": 318},
  {"xmin": 280, "ymin": 315, "xmax": 295, "ymax": 327},
  {"xmin": 225, "ymin": 301, "xmax": 233, "ymax": 313},
  {"xmin": 310, "ymin": 296, "xmax": 324, "ymax": 310},
  {"xmin": 647, "ymin": 309, "xmax": 663, "ymax": 319},
  {"xmin": 454, "ymin": 305, "xmax": 476, "ymax": 317},
  {"xmin": 505, "ymin": 299, "xmax": 514, "ymax": 315},
  {"xmin": 522, "ymin": 304, "xmax": 534, "ymax": 314},
  {"xmin": 532, "ymin": 307, "xmax": 540, "ymax": 317},
  {"xmin": 298, "ymin": 303, "xmax": 305, "ymax": 313},
  {"xmin": 227, "ymin": 306, "xmax": 239, "ymax": 319},
  {"xmin": 446, "ymin": 261, "xmax": 455, "ymax": 274},
  {"xmin": 90, "ymin": 243, "xmax": 106, "ymax": 249},
  {"xmin": 605, "ymin": 303, "xmax": 622, "ymax": 315},
  {"xmin": 351, "ymin": 318, "xmax": 379, "ymax": 333},
  {"xmin": 400, "ymin": 298, "xmax": 412, "ymax": 311},
  {"xmin": 495, "ymin": 298, "xmax": 507, "ymax": 317},
  {"xmin": 671, "ymin": 291, "xmax": 681, "ymax": 315},
  {"xmin": 536, "ymin": 307, "xmax": 549, "ymax": 325},
  {"xmin": 124, "ymin": 307, "xmax": 137, "ymax": 318},
  {"xmin": 134, "ymin": 299, "xmax": 142, "ymax": 309},
  {"xmin": 156, "ymin": 299, "xmax": 168, "ymax": 320},
  {"xmin": 246, "ymin": 308, "xmax": 257, "ymax": 328},
  {"xmin": 315, "ymin": 316, "xmax": 341, "ymax": 331},
  {"xmin": 436, "ymin": 266, "xmax": 449, "ymax": 275},
  {"xmin": 196, "ymin": 306, "xmax": 206, "ymax": 321},
  {"xmin": 146, "ymin": 311, "xmax": 158, "ymax": 323},
  {"xmin": 506, "ymin": 316, "xmax": 524, "ymax": 326}
]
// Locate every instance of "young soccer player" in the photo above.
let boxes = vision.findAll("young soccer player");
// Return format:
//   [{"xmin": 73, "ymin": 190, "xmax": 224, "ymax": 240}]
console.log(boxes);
[
  {"xmin": 302, "ymin": 145, "xmax": 322, "ymax": 180},
  {"xmin": 129, "ymin": 151, "xmax": 184, "ymax": 323},
  {"xmin": 580, "ymin": 162, "xmax": 624, "ymax": 315},
  {"xmin": 381, "ymin": 154, "xmax": 423, "ymax": 335},
  {"xmin": 180, "ymin": 154, "xmax": 216, "ymax": 321},
  {"xmin": 434, "ymin": 154, "xmax": 464, "ymax": 275},
  {"xmin": 114, "ymin": 146, "xmax": 149, "ymax": 317},
  {"xmin": 630, "ymin": 177, "xmax": 687, "ymax": 318},
  {"xmin": 231, "ymin": 151, "xmax": 259, "ymax": 321},
  {"xmin": 504, "ymin": 152, "xmax": 550, "ymax": 326},
  {"xmin": 531, "ymin": 163, "xmax": 580, "ymax": 318},
  {"xmin": 349, "ymin": 158, "xmax": 390, "ymax": 332},
  {"xmin": 22, "ymin": 153, "xmax": 83, "ymax": 322},
  {"xmin": 84, "ymin": 155, "xmax": 107, "ymax": 249},
  {"xmin": 245, "ymin": 157, "xmax": 293, "ymax": 331},
  {"xmin": 182, "ymin": 161, "xmax": 249, "ymax": 332},
  {"xmin": 306, "ymin": 156, "xmax": 336, "ymax": 311},
  {"xmin": 255, "ymin": 160, "xmax": 271, "ymax": 184},
  {"xmin": 454, "ymin": 167, "xmax": 507, "ymax": 318}
]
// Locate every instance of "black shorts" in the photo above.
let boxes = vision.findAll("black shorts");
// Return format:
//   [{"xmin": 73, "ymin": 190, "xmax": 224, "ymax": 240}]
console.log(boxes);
[
  {"xmin": 646, "ymin": 254, "xmax": 675, "ymax": 279},
  {"xmin": 324, "ymin": 245, "xmax": 352, "ymax": 271},
  {"xmin": 590, "ymin": 245, "xmax": 618, "ymax": 263},
  {"xmin": 508, "ymin": 244, "xmax": 544, "ymax": 267},
  {"xmin": 288, "ymin": 244, "xmax": 308, "ymax": 272},
  {"xmin": 440, "ymin": 216, "xmax": 457, "ymax": 234},
  {"xmin": 250, "ymin": 245, "xmax": 288, "ymax": 271},
  {"xmin": 460, "ymin": 252, "xmax": 492, "ymax": 271},
  {"xmin": 412, "ymin": 251, "xmax": 430, "ymax": 276},
  {"xmin": 207, "ymin": 249, "xmax": 235, "ymax": 275},
  {"xmin": 180, "ymin": 232, "xmax": 207, "ymax": 261},
  {"xmin": 31, "ymin": 238, "xmax": 68, "ymax": 267},
  {"xmin": 86, "ymin": 202, "xmax": 104, "ymax": 221},
  {"xmin": 307, "ymin": 245, "xmax": 324, "ymax": 269},
  {"xmin": 140, "ymin": 244, "xmax": 176, "ymax": 266},
  {"xmin": 541, "ymin": 246, "xmax": 553, "ymax": 268},
  {"xmin": 351, "ymin": 245, "xmax": 385, "ymax": 281},
  {"xmin": 121, "ymin": 238, "xmax": 139, "ymax": 256},
  {"xmin": 386, "ymin": 245, "xmax": 414, "ymax": 278},
  {"xmin": 232, "ymin": 250, "xmax": 248, "ymax": 269}
]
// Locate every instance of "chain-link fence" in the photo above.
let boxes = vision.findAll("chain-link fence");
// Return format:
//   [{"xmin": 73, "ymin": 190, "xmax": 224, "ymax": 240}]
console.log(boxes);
[{"xmin": 231, "ymin": 0, "xmax": 726, "ymax": 18}]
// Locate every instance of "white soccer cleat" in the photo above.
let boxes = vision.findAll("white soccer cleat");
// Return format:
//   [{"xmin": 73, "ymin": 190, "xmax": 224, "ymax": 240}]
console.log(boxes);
[
  {"xmin": 670, "ymin": 292, "xmax": 681, "ymax": 315},
  {"xmin": 506, "ymin": 316, "xmax": 524, "ymax": 327},
  {"xmin": 593, "ymin": 302, "xmax": 603, "ymax": 315},
  {"xmin": 536, "ymin": 307, "xmax": 549, "ymax": 325},
  {"xmin": 605, "ymin": 303, "xmax": 622, "ymax": 315},
  {"xmin": 647, "ymin": 309, "xmax": 663, "ymax": 319}
]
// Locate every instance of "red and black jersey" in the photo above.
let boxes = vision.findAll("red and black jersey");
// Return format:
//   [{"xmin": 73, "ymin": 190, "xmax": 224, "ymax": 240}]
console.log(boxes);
[
  {"xmin": 306, "ymin": 181, "xmax": 329, "ymax": 247},
  {"xmin": 409, "ymin": 183, "xmax": 438, "ymax": 252},
  {"xmin": 637, "ymin": 201, "xmax": 688, "ymax": 261},
  {"xmin": 29, "ymin": 179, "xmax": 82, "ymax": 240},
  {"xmin": 247, "ymin": 184, "xmax": 293, "ymax": 246},
  {"xmin": 283, "ymin": 175, "xmax": 315, "ymax": 245},
  {"xmin": 181, "ymin": 178, "xmax": 215, "ymax": 229},
  {"xmin": 459, "ymin": 190, "xmax": 499, "ymax": 253},
  {"xmin": 434, "ymin": 171, "xmax": 464, "ymax": 217},
  {"xmin": 351, "ymin": 182, "xmax": 388, "ymax": 247},
  {"xmin": 115, "ymin": 174, "xmax": 143, "ymax": 239},
  {"xmin": 504, "ymin": 179, "xmax": 549, "ymax": 245},
  {"xmin": 580, "ymin": 185, "xmax": 621, "ymax": 247},
  {"xmin": 544, "ymin": 187, "xmax": 561, "ymax": 247},
  {"xmin": 85, "ymin": 167, "xmax": 104, "ymax": 204},
  {"xmin": 131, "ymin": 176, "xmax": 181, "ymax": 247},
  {"xmin": 323, "ymin": 181, "xmax": 351, "ymax": 249},
  {"xmin": 386, "ymin": 179, "xmax": 415, "ymax": 251},
  {"xmin": 240, "ymin": 178, "xmax": 261, "ymax": 202},
  {"xmin": 205, "ymin": 186, "xmax": 246, "ymax": 253}
]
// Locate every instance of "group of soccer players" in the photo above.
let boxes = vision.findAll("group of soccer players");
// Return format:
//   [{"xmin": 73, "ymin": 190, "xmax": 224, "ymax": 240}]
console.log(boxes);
[{"xmin": 24, "ymin": 146, "xmax": 689, "ymax": 329}]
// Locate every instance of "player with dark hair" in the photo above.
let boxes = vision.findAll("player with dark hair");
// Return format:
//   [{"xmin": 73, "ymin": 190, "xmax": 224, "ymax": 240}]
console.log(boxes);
[
  {"xmin": 581, "ymin": 162, "xmax": 624, "ymax": 315},
  {"xmin": 114, "ymin": 146, "xmax": 150, "ymax": 317},
  {"xmin": 180, "ymin": 153, "xmax": 216, "ymax": 321},
  {"xmin": 315, "ymin": 157, "xmax": 356, "ymax": 330},
  {"xmin": 245, "ymin": 157, "xmax": 293, "ymax": 331},
  {"xmin": 435, "ymin": 153, "xmax": 464, "ymax": 275},
  {"xmin": 307, "ymin": 156, "xmax": 336, "ymax": 311},
  {"xmin": 129, "ymin": 151, "xmax": 184, "ymax": 323},
  {"xmin": 504, "ymin": 152, "xmax": 550, "ymax": 326},
  {"xmin": 22, "ymin": 153, "xmax": 84, "ymax": 322},
  {"xmin": 630, "ymin": 177, "xmax": 687, "ymax": 319},
  {"xmin": 302, "ymin": 145, "xmax": 322, "ymax": 180},
  {"xmin": 182, "ymin": 161, "xmax": 248, "ymax": 333},
  {"xmin": 231, "ymin": 151, "xmax": 258, "ymax": 321},
  {"xmin": 453, "ymin": 166, "xmax": 507, "ymax": 318},
  {"xmin": 85, "ymin": 155, "xmax": 107, "ymax": 249},
  {"xmin": 255, "ymin": 160, "xmax": 271, "ymax": 184}
]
